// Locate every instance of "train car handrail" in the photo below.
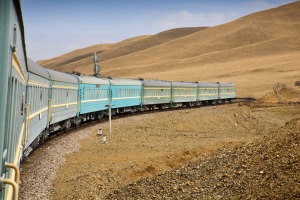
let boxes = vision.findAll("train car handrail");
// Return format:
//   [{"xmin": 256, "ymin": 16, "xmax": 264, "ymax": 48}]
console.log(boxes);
[{"xmin": 0, "ymin": 162, "xmax": 20, "ymax": 200}]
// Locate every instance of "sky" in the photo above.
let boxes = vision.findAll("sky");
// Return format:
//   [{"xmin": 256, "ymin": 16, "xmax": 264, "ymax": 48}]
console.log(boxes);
[{"xmin": 21, "ymin": 0, "xmax": 296, "ymax": 61}]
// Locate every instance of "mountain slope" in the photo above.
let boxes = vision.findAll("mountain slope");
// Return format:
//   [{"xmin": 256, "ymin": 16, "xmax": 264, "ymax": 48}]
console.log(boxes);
[
  {"xmin": 97, "ymin": 1, "xmax": 300, "ymax": 70},
  {"xmin": 38, "ymin": 35, "xmax": 150, "ymax": 69},
  {"xmin": 41, "ymin": 27, "xmax": 206, "ymax": 71}
]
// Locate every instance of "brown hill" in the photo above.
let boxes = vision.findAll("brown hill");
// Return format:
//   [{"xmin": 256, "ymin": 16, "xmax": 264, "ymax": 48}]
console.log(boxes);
[
  {"xmin": 40, "ymin": 1, "xmax": 300, "ymax": 97},
  {"xmin": 41, "ymin": 27, "xmax": 206, "ymax": 71},
  {"xmin": 100, "ymin": 27, "xmax": 208, "ymax": 62},
  {"xmin": 38, "ymin": 35, "xmax": 150, "ymax": 69}
]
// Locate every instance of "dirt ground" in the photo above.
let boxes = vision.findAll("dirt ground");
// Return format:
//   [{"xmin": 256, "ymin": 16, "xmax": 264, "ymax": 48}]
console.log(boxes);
[
  {"xmin": 106, "ymin": 115, "xmax": 300, "ymax": 199},
  {"xmin": 36, "ymin": 101, "xmax": 298, "ymax": 200}
]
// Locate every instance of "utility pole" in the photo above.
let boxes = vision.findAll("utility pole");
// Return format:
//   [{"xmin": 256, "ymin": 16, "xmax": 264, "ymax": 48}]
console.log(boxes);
[
  {"xmin": 93, "ymin": 52, "xmax": 100, "ymax": 77},
  {"xmin": 108, "ymin": 88, "xmax": 113, "ymax": 134}
]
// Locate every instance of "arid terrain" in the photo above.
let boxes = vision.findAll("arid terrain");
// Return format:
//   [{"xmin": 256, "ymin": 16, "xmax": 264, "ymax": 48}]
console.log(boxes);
[{"xmin": 20, "ymin": 2, "xmax": 300, "ymax": 200}]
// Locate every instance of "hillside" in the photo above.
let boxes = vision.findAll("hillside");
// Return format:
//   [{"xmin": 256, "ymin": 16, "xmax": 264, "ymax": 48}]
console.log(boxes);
[
  {"xmin": 40, "ymin": 27, "xmax": 206, "ymax": 71},
  {"xmin": 40, "ymin": 1, "xmax": 300, "ymax": 97},
  {"xmin": 38, "ymin": 35, "xmax": 150, "ymax": 69}
]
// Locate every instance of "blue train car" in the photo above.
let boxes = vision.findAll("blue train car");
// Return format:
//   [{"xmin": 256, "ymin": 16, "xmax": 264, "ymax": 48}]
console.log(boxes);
[
  {"xmin": 109, "ymin": 78, "xmax": 142, "ymax": 113},
  {"xmin": 75, "ymin": 75, "xmax": 110, "ymax": 120},
  {"xmin": 46, "ymin": 69, "xmax": 78, "ymax": 132},
  {"xmin": 0, "ymin": 0, "xmax": 28, "ymax": 199},
  {"xmin": 218, "ymin": 82, "xmax": 236, "ymax": 101},
  {"xmin": 171, "ymin": 82, "xmax": 198, "ymax": 106},
  {"xmin": 24, "ymin": 59, "xmax": 50, "ymax": 155},
  {"xmin": 197, "ymin": 82, "xmax": 219, "ymax": 102},
  {"xmin": 141, "ymin": 80, "xmax": 172, "ymax": 109}
]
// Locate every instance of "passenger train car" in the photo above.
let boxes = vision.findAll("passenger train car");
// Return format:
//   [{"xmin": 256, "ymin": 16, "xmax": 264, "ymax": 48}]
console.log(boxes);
[
  {"xmin": 0, "ymin": 0, "xmax": 28, "ymax": 199},
  {"xmin": 0, "ymin": 0, "xmax": 236, "ymax": 199}
]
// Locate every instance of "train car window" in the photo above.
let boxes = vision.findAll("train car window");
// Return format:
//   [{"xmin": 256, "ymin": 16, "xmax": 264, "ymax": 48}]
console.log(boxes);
[
  {"xmin": 21, "ymin": 91, "xmax": 25, "ymax": 115},
  {"xmin": 40, "ymin": 88, "xmax": 43, "ymax": 101},
  {"xmin": 13, "ymin": 24, "xmax": 17, "ymax": 51},
  {"xmin": 33, "ymin": 86, "xmax": 39, "ymax": 111}
]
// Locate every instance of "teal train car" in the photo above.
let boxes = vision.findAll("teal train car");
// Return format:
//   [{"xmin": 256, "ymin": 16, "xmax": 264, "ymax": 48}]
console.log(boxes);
[
  {"xmin": 75, "ymin": 75, "xmax": 110, "ymax": 121},
  {"xmin": 218, "ymin": 82, "xmax": 236, "ymax": 101},
  {"xmin": 0, "ymin": 0, "xmax": 27, "ymax": 199},
  {"xmin": 171, "ymin": 81, "xmax": 198, "ymax": 106},
  {"xmin": 109, "ymin": 78, "xmax": 142, "ymax": 113},
  {"xmin": 197, "ymin": 82, "xmax": 219, "ymax": 102},
  {"xmin": 24, "ymin": 59, "xmax": 50, "ymax": 156},
  {"xmin": 46, "ymin": 69, "xmax": 78, "ymax": 133},
  {"xmin": 141, "ymin": 80, "xmax": 172, "ymax": 109}
]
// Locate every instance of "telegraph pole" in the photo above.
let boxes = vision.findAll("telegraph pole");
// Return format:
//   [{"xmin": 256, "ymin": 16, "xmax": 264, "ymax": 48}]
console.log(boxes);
[{"xmin": 93, "ymin": 52, "xmax": 100, "ymax": 77}]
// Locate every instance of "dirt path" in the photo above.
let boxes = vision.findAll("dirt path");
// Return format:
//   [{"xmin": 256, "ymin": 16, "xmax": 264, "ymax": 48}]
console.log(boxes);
[{"xmin": 20, "ymin": 104, "xmax": 300, "ymax": 199}]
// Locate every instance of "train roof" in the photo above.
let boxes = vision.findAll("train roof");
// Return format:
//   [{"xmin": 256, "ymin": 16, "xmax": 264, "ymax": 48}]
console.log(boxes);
[
  {"xmin": 14, "ymin": 0, "xmax": 28, "ymax": 70},
  {"xmin": 142, "ymin": 80, "xmax": 171, "ymax": 87},
  {"xmin": 171, "ymin": 81, "xmax": 198, "ymax": 87},
  {"xmin": 46, "ymin": 69, "xmax": 78, "ymax": 84},
  {"xmin": 219, "ymin": 82, "xmax": 236, "ymax": 87},
  {"xmin": 75, "ymin": 75, "xmax": 110, "ymax": 85},
  {"xmin": 108, "ymin": 78, "xmax": 142, "ymax": 86},
  {"xmin": 197, "ymin": 82, "xmax": 218, "ymax": 87},
  {"xmin": 27, "ymin": 58, "xmax": 50, "ymax": 79}
]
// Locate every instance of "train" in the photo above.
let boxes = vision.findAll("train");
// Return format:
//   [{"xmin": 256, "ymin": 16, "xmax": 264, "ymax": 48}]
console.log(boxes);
[
  {"xmin": 24, "ymin": 60, "xmax": 236, "ymax": 157},
  {"xmin": 0, "ymin": 0, "xmax": 236, "ymax": 199}
]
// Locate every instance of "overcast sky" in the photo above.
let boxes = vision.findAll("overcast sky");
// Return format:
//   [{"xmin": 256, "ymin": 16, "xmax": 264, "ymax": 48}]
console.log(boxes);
[{"xmin": 21, "ymin": 0, "xmax": 296, "ymax": 61}]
